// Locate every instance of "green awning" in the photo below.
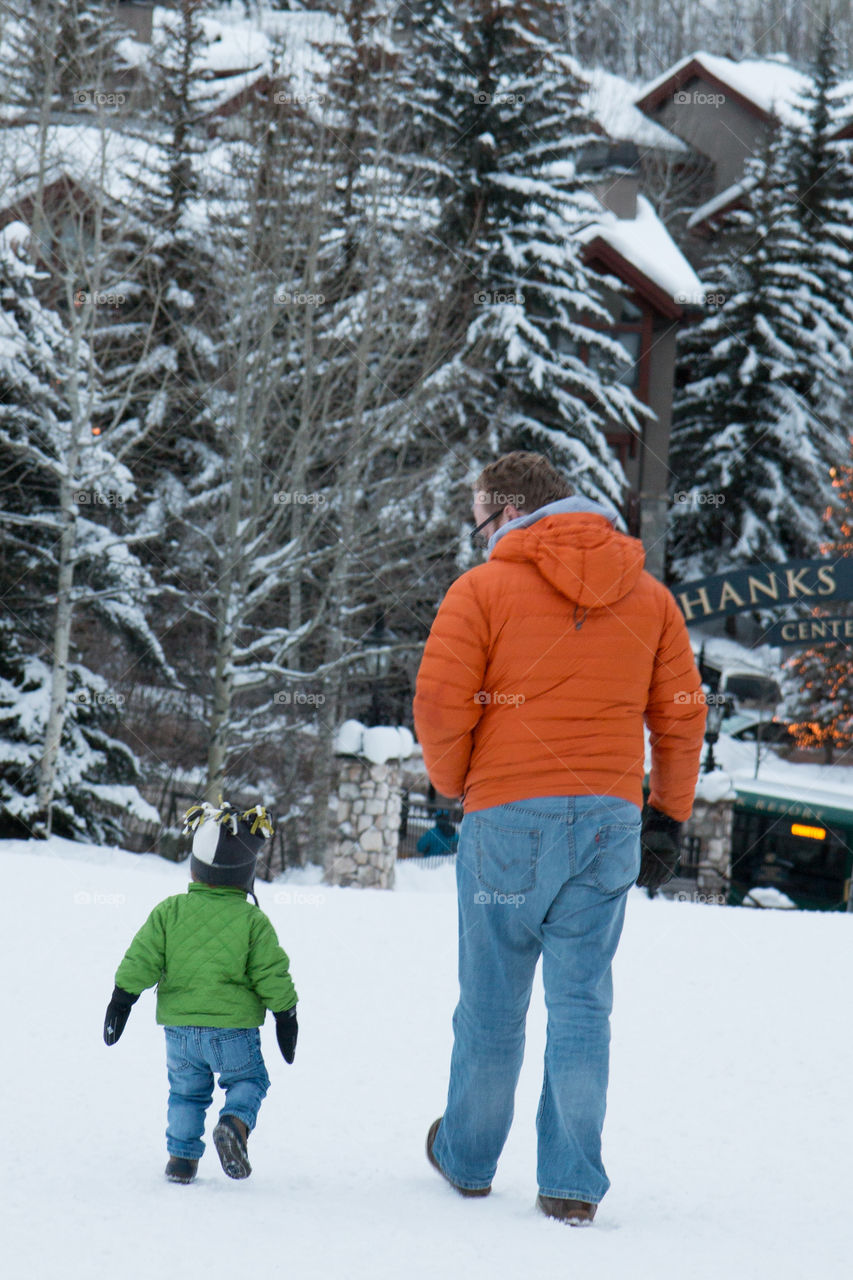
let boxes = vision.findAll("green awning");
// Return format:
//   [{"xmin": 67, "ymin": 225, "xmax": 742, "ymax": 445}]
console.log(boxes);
[{"xmin": 733, "ymin": 785, "xmax": 853, "ymax": 830}]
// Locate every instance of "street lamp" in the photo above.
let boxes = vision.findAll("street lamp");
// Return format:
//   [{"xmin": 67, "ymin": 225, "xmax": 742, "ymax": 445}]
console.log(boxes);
[
  {"xmin": 361, "ymin": 615, "xmax": 397, "ymax": 724},
  {"xmin": 702, "ymin": 696, "xmax": 730, "ymax": 773}
]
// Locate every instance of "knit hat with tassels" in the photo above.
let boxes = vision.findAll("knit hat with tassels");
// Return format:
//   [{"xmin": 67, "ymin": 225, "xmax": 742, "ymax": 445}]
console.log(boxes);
[{"xmin": 183, "ymin": 801, "xmax": 274, "ymax": 897}]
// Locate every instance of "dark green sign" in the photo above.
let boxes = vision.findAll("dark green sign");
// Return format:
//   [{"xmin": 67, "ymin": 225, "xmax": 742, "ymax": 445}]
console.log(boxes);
[
  {"xmin": 675, "ymin": 559, "xmax": 853, "ymax": 623},
  {"xmin": 763, "ymin": 615, "xmax": 853, "ymax": 647}
]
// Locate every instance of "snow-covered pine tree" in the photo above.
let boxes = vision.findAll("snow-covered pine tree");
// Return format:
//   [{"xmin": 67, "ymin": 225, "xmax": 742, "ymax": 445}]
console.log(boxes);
[
  {"xmin": 0, "ymin": 223, "xmax": 165, "ymax": 838},
  {"xmin": 668, "ymin": 125, "xmax": 841, "ymax": 585},
  {"xmin": 0, "ymin": 0, "xmax": 123, "ymax": 115},
  {"xmin": 788, "ymin": 19, "xmax": 853, "ymax": 261},
  {"xmin": 100, "ymin": 0, "xmax": 220, "ymax": 499},
  {"xmin": 782, "ymin": 440, "xmax": 853, "ymax": 763},
  {"xmin": 784, "ymin": 15, "xmax": 853, "ymax": 443},
  {"xmin": 393, "ymin": 0, "xmax": 645, "ymax": 510},
  {"xmin": 0, "ymin": 1, "xmax": 125, "ymax": 268},
  {"xmin": 0, "ymin": 616, "xmax": 155, "ymax": 842}
]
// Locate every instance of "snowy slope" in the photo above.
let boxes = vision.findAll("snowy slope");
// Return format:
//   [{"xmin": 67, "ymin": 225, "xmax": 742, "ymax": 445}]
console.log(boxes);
[{"xmin": 2, "ymin": 837, "xmax": 851, "ymax": 1280}]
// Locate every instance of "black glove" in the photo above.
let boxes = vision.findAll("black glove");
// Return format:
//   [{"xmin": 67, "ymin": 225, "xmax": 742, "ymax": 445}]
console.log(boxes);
[
  {"xmin": 103, "ymin": 986, "xmax": 140, "ymax": 1045},
  {"xmin": 275, "ymin": 1006, "xmax": 298, "ymax": 1064},
  {"xmin": 636, "ymin": 805, "xmax": 682, "ymax": 890}
]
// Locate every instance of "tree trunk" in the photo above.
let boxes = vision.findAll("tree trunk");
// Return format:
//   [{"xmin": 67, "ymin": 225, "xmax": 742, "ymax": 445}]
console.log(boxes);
[{"xmin": 34, "ymin": 484, "xmax": 77, "ymax": 834}]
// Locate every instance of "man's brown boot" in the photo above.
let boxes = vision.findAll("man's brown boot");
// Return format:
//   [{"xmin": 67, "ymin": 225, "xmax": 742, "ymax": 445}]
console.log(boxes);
[
  {"xmin": 213, "ymin": 1115, "xmax": 251, "ymax": 1180},
  {"xmin": 426, "ymin": 1118, "xmax": 491, "ymax": 1197},
  {"xmin": 537, "ymin": 1194, "xmax": 597, "ymax": 1226}
]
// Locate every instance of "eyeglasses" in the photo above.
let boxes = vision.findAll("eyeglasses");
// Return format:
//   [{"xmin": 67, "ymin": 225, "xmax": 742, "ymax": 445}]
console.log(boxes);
[{"xmin": 469, "ymin": 509, "xmax": 504, "ymax": 547}]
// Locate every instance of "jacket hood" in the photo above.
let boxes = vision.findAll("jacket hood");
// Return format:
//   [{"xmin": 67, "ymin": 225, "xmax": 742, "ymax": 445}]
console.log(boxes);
[{"xmin": 490, "ymin": 498, "xmax": 646, "ymax": 608}]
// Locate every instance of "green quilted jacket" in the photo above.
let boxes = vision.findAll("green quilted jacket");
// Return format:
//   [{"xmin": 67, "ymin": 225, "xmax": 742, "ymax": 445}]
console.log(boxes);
[{"xmin": 114, "ymin": 883, "xmax": 297, "ymax": 1028}]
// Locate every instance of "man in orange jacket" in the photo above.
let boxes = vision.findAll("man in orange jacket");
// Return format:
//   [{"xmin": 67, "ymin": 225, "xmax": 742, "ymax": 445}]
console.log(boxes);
[{"xmin": 414, "ymin": 451, "xmax": 706, "ymax": 1224}]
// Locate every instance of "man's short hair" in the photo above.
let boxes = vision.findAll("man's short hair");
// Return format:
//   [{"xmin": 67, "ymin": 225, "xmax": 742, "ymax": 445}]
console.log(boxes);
[{"xmin": 474, "ymin": 451, "xmax": 573, "ymax": 518}]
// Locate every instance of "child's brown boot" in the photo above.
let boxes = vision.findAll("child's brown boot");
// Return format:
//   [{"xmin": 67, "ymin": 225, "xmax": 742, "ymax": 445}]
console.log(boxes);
[
  {"xmin": 165, "ymin": 1156, "xmax": 198, "ymax": 1184},
  {"xmin": 213, "ymin": 1115, "xmax": 251, "ymax": 1180}
]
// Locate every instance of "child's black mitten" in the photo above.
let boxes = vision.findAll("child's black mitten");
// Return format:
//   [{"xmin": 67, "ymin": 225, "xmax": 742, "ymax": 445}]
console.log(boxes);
[
  {"xmin": 103, "ymin": 986, "xmax": 140, "ymax": 1045},
  {"xmin": 275, "ymin": 1006, "xmax": 298, "ymax": 1064}
]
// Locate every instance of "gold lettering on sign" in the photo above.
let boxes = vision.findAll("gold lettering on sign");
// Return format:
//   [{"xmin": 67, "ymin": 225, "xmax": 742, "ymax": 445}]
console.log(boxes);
[
  {"xmin": 817, "ymin": 565, "xmax": 836, "ymax": 595},
  {"xmin": 780, "ymin": 622, "xmax": 797, "ymax": 641},
  {"xmin": 748, "ymin": 575, "xmax": 780, "ymax": 603},
  {"xmin": 718, "ymin": 580, "xmax": 746, "ymax": 609},
  {"xmin": 785, "ymin": 568, "xmax": 815, "ymax": 597},
  {"xmin": 678, "ymin": 586, "xmax": 712, "ymax": 621}
]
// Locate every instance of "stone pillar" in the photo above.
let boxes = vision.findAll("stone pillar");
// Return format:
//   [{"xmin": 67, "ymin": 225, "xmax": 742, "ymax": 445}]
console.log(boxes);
[
  {"xmin": 684, "ymin": 796, "xmax": 733, "ymax": 898},
  {"xmin": 326, "ymin": 757, "xmax": 403, "ymax": 888}
]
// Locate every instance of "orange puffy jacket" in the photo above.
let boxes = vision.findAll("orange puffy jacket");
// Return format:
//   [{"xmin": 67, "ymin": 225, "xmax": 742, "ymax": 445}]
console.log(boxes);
[{"xmin": 413, "ymin": 509, "xmax": 706, "ymax": 821}]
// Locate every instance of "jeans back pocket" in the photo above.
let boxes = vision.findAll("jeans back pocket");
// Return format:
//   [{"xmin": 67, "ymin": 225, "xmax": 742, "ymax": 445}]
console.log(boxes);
[
  {"xmin": 165, "ymin": 1027, "xmax": 189, "ymax": 1070},
  {"xmin": 210, "ymin": 1029, "xmax": 256, "ymax": 1074},
  {"xmin": 590, "ymin": 820, "xmax": 641, "ymax": 894},
  {"xmin": 474, "ymin": 814, "xmax": 540, "ymax": 895}
]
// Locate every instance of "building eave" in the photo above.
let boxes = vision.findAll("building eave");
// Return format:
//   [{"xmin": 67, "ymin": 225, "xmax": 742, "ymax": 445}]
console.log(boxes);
[
  {"xmin": 635, "ymin": 56, "xmax": 774, "ymax": 123},
  {"xmin": 581, "ymin": 235, "xmax": 699, "ymax": 321}
]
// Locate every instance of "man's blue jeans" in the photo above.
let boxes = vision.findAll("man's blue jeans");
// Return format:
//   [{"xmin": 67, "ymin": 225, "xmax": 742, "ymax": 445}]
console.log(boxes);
[
  {"xmin": 164, "ymin": 1026, "xmax": 271, "ymax": 1160},
  {"xmin": 432, "ymin": 795, "xmax": 641, "ymax": 1202}
]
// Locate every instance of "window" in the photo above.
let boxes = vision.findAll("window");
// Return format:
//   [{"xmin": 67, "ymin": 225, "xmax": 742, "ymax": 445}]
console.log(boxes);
[{"xmin": 612, "ymin": 297, "xmax": 643, "ymax": 389}]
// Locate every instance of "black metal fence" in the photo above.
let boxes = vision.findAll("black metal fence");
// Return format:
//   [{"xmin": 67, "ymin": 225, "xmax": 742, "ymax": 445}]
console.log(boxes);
[
  {"xmin": 398, "ymin": 793, "xmax": 461, "ymax": 866},
  {"xmin": 679, "ymin": 834, "xmax": 701, "ymax": 879}
]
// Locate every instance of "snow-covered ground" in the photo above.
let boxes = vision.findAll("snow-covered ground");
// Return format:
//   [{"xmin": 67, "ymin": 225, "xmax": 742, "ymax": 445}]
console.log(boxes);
[{"xmin": 3, "ymin": 836, "xmax": 851, "ymax": 1279}]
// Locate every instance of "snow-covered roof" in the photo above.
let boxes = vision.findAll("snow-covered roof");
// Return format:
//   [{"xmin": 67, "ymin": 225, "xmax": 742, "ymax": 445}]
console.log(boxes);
[
  {"xmin": 579, "ymin": 194, "xmax": 706, "ymax": 307},
  {"xmin": 636, "ymin": 51, "xmax": 811, "ymax": 126},
  {"xmin": 165, "ymin": 7, "xmax": 269, "ymax": 76},
  {"xmin": 686, "ymin": 176, "xmax": 755, "ymax": 229},
  {"xmin": 583, "ymin": 67, "xmax": 688, "ymax": 154},
  {"xmin": 116, "ymin": 7, "xmax": 347, "ymax": 120},
  {"xmin": 732, "ymin": 773, "xmax": 853, "ymax": 817}
]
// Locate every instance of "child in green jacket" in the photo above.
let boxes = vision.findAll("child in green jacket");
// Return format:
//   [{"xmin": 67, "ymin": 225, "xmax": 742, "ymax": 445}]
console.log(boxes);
[{"xmin": 103, "ymin": 801, "xmax": 298, "ymax": 1185}]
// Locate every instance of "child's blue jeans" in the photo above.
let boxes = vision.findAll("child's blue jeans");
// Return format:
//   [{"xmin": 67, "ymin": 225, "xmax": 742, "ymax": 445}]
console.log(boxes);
[{"xmin": 164, "ymin": 1025, "xmax": 270, "ymax": 1159}]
